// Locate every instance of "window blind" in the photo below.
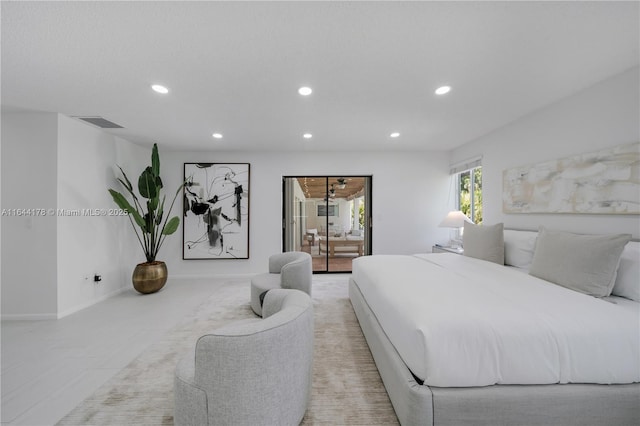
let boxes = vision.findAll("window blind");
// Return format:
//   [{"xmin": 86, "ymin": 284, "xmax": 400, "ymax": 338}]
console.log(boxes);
[{"xmin": 449, "ymin": 155, "xmax": 482, "ymax": 175}]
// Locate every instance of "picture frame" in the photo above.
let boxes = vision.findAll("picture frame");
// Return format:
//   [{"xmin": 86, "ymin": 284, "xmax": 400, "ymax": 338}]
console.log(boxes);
[
  {"xmin": 317, "ymin": 204, "xmax": 338, "ymax": 217},
  {"xmin": 183, "ymin": 163, "xmax": 250, "ymax": 259},
  {"xmin": 503, "ymin": 142, "xmax": 639, "ymax": 214}
]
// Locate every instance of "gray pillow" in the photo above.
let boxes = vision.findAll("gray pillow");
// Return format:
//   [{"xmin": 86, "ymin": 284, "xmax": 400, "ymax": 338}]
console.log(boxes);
[
  {"xmin": 529, "ymin": 227, "xmax": 632, "ymax": 297},
  {"xmin": 463, "ymin": 222, "xmax": 505, "ymax": 265}
]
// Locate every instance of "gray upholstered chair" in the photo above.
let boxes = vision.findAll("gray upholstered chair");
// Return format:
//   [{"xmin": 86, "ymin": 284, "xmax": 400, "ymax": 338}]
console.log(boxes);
[
  {"xmin": 174, "ymin": 289, "xmax": 314, "ymax": 426},
  {"xmin": 250, "ymin": 251, "xmax": 312, "ymax": 316}
]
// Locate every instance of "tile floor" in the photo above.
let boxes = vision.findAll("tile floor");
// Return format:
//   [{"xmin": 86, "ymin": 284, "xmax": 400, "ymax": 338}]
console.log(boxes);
[
  {"xmin": 1, "ymin": 277, "xmax": 245, "ymax": 425},
  {"xmin": 1, "ymin": 274, "xmax": 348, "ymax": 426}
]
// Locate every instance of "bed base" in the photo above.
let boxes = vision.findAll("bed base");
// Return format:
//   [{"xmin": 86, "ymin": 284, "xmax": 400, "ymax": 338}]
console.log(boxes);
[{"xmin": 349, "ymin": 278, "xmax": 640, "ymax": 426}]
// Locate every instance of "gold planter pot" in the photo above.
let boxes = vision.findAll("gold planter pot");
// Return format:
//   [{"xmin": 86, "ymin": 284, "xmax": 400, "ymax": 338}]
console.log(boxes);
[{"xmin": 132, "ymin": 261, "xmax": 167, "ymax": 294}]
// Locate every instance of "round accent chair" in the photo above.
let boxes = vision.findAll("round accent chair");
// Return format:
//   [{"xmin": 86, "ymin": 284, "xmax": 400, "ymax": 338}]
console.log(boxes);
[
  {"xmin": 250, "ymin": 251, "xmax": 312, "ymax": 316},
  {"xmin": 174, "ymin": 289, "xmax": 314, "ymax": 426}
]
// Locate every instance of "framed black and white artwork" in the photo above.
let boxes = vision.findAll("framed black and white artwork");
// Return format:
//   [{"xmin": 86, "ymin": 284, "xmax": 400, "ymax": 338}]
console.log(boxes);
[{"xmin": 183, "ymin": 163, "xmax": 250, "ymax": 259}]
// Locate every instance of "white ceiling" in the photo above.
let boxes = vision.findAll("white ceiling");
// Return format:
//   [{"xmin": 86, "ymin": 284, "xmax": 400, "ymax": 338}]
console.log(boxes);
[{"xmin": 2, "ymin": 1, "xmax": 638, "ymax": 152}]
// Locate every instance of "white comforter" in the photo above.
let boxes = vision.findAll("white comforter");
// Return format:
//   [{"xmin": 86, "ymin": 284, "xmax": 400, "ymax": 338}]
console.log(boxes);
[{"xmin": 352, "ymin": 253, "xmax": 640, "ymax": 387}]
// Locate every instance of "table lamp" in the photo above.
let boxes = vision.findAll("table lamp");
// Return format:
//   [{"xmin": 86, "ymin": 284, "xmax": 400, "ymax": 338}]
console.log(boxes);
[{"xmin": 438, "ymin": 210, "xmax": 473, "ymax": 248}]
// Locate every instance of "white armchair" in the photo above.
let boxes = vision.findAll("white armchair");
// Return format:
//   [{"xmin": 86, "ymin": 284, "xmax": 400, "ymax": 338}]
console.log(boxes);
[
  {"xmin": 250, "ymin": 251, "xmax": 312, "ymax": 316},
  {"xmin": 174, "ymin": 289, "xmax": 314, "ymax": 426}
]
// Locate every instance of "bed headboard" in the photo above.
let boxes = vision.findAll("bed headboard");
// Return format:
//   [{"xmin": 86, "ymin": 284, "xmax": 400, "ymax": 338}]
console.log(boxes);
[{"xmin": 504, "ymin": 227, "xmax": 639, "ymax": 242}]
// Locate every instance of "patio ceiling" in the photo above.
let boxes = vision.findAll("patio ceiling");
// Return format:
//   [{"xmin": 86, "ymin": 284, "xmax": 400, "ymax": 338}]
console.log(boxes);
[{"xmin": 297, "ymin": 177, "xmax": 365, "ymax": 201}]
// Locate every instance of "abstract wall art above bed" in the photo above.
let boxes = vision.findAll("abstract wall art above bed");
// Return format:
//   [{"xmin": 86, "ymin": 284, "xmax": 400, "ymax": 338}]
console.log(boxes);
[
  {"xmin": 183, "ymin": 163, "xmax": 250, "ymax": 259},
  {"xmin": 503, "ymin": 142, "xmax": 639, "ymax": 214}
]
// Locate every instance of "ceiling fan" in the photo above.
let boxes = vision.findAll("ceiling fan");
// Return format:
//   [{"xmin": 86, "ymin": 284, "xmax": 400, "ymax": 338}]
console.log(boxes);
[{"xmin": 336, "ymin": 178, "xmax": 346, "ymax": 189}]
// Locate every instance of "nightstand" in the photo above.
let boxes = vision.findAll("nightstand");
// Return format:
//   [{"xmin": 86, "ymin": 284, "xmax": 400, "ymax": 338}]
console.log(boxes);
[{"xmin": 432, "ymin": 245, "xmax": 464, "ymax": 255}]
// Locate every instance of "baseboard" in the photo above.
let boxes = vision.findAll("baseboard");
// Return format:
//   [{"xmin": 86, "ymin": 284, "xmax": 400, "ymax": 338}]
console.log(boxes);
[
  {"xmin": 1, "ymin": 312, "xmax": 58, "ymax": 321},
  {"xmin": 56, "ymin": 286, "xmax": 130, "ymax": 319},
  {"xmin": 168, "ymin": 273, "xmax": 255, "ymax": 280},
  {"xmin": 1, "ymin": 275, "xmax": 255, "ymax": 321},
  {"xmin": 2, "ymin": 286, "xmax": 130, "ymax": 321}
]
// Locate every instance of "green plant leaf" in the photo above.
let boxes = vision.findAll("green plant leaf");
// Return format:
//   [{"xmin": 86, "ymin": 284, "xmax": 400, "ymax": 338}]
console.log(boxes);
[
  {"xmin": 151, "ymin": 143, "xmax": 160, "ymax": 177},
  {"xmin": 176, "ymin": 179, "xmax": 188, "ymax": 195},
  {"xmin": 148, "ymin": 195, "xmax": 158, "ymax": 212},
  {"xmin": 138, "ymin": 167, "xmax": 158, "ymax": 199},
  {"xmin": 116, "ymin": 173, "xmax": 140, "ymax": 205},
  {"xmin": 132, "ymin": 210, "xmax": 146, "ymax": 230},
  {"xmin": 162, "ymin": 216, "xmax": 180, "ymax": 235},
  {"xmin": 108, "ymin": 189, "xmax": 145, "ymax": 229},
  {"xmin": 145, "ymin": 200, "xmax": 156, "ymax": 230},
  {"xmin": 156, "ymin": 195, "xmax": 165, "ymax": 225},
  {"xmin": 117, "ymin": 166, "xmax": 133, "ymax": 192},
  {"xmin": 109, "ymin": 189, "xmax": 131, "ymax": 211},
  {"xmin": 117, "ymin": 178, "xmax": 131, "ymax": 193},
  {"xmin": 143, "ymin": 212, "xmax": 153, "ymax": 234}
]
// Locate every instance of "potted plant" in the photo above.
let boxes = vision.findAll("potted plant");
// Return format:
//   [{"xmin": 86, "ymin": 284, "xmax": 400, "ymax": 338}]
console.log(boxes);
[{"xmin": 109, "ymin": 143, "xmax": 184, "ymax": 294}]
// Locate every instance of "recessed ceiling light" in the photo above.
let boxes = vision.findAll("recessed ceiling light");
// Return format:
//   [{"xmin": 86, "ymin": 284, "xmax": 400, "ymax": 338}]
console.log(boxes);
[
  {"xmin": 212, "ymin": 133, "xmax": 223, "ymax": 139},
  {"xmin": 390, "ymin": 132, "xmax": 400, "ymax": 138},
  {"xmin": 303, "ymin": 133, "xmax": 313, "ymax": 139},
  {"xmin": 435, "ymin": 86, "xmax": 451, "ymax": 95},
  {"xmin": 151, "ymin": 84, "xmax": 169, "ymax": 94},
  {"xmin": 298, "ymin": 86, "xmax": 313, "ymax": 96}
]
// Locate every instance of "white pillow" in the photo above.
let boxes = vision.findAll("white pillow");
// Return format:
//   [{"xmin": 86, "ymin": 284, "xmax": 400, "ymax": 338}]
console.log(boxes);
[
  {"xmin": 529, "ymin": 227, "xmax": 632, "ymax": 297},
  {"xmin": 611, "ymin": 241, "xmax": 640, "ymax": 302},
  {"xmin": 504, "ymin": 230, "xmax": 538, "ymax": 270},
  {"xmin": 463, "ymin": 222, "xmax": 504, "ymax": 265}
]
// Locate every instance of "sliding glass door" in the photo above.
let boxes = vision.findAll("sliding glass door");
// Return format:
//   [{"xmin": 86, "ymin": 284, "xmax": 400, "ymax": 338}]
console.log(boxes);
[{"xmin": 283, "ymin": 176, "xmax": 372, "ymax": 273}]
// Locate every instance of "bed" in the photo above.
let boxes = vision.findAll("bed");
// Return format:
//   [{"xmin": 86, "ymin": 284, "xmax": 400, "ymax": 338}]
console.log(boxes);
[{"xmin": 349, "ymin": 227, "xmax": 640, "ymax": 425}]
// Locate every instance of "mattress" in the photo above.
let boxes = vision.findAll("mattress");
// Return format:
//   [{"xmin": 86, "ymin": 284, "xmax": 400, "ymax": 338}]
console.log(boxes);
[{"xmin": 351, "ymin": 253, "xmax": 640, "ymax": 388}]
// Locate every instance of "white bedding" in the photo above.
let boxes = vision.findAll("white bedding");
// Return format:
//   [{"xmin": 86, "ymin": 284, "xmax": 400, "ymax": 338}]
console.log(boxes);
[{"xmin": 352, "ymin": 253, "xmax": 640, "ymax": 387}]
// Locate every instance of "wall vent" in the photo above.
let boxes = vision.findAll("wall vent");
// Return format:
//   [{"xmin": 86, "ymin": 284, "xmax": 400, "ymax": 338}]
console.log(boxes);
[{"xmin": 75, "ymin": 116, "xmax": 124, "ymax": 129}]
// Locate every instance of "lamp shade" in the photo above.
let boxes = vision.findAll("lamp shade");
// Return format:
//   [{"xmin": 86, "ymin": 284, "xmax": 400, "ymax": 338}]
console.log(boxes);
[{"xmin": 438, "ymin": 210, "xmax": 473, "ymax": 228}]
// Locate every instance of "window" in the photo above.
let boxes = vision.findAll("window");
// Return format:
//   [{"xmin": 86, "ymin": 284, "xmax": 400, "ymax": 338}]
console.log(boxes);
[
  {"xmin": 457, "ymin": 167, "xmax": 482, "ymax": 224},
  {"xmin": 450, "ymin": 156, "xmax": 482, "ymax": 225}
]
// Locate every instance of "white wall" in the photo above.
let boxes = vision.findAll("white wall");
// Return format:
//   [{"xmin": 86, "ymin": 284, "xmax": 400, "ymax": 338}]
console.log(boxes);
[
  {"xmin": 306, "ymin": 197, "xmax": 351, "ymax": 235},
  {"xmin": 0, "ymin": 111, "xmax": 2, "ymax": 320},
  {"xmin": 0, "ymin": 112, "xmax": 449, "ymax": 314},
  {"xmin": 1, "ymin": 112, "xmax": 59, "ymax": 319},
  {"xmin": 159, "ymin": 150, "xmax": 451, "ymax": 278},
  {"xmin": 450, "ymin": 66, "xmax": 640, "ymax": 238},
  {"xmin": 4, "ymin": 66, "xmax": 636, "ymax": 317},
  {"xmin": 56, "ymin": 115, "xmax": 149, "ymax": 317},
  {"xmin": 1, "ymin": 111, "xmax": 150, "ymax": 319}
]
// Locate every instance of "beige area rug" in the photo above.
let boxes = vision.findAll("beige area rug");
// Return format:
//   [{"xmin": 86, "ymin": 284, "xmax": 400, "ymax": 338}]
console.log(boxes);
[{"xmin": 58, "ymin": 278, "xmax": 399, "ymax": 425}]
